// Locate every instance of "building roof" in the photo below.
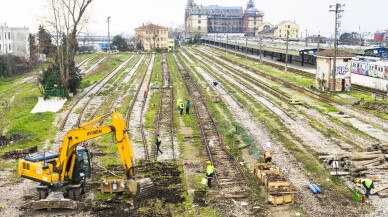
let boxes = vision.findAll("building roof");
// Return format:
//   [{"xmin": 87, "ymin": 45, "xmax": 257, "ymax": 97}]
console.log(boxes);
[
  {"xmin": 135, "ymin": 23, "xmax": 168, "ymax": 31},
  {"xmin": 204, "ymin": 5, "xmax": 242, "ymax": 11},
  {"xmin": 244, "ymin": 7, "xmax": 263, "ymax": 15},
  {"xmin": 258, "ymin": 28, "xmax": 274, "ymax": 34},
  {"xmin": 316, "ymin": 49, "xmax": 355, "ymax": 58},
  {"xmin": 307, "ymin": 35, "xmax": 327, "ymax": 39},
  {"xmin": 276, "ymin": 20, "xmax": 299, "ymax": 27}
]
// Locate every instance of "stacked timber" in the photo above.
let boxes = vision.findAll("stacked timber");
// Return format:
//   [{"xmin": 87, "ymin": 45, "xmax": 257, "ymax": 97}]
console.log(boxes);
[
  {"xmin": 367, "ymin": 143, "xmax": 388, "ymax": 154},
  {"xmin": 320, "ymin": 150, "xmax": 388, "ymax": 198},
  {"xmin": 320, "ymin": 151, "xmax": 387, "ymax": 176},
  {"xmin": 253, "ymin": 163, "xmax": 294, "ymax": 206}
]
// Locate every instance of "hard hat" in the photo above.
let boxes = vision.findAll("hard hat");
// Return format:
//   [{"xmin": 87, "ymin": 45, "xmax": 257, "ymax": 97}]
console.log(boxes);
[
  {"xmin": 207, "ymin": 161, "xmax": 211, "ymax": 164},
  {"xmin": 355, "ymin": 179, "xmax": 361, "ymax": 184}
]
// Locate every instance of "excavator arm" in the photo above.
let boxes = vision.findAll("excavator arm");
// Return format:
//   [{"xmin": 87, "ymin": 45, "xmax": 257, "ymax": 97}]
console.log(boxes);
[{"xmin": 55, "ymin": 111, "xmax": 134, "ymax": 181}]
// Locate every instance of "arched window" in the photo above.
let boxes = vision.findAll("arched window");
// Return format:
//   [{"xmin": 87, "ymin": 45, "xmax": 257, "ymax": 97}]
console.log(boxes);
[{"xmin": 198, "ymin": 26, "xmax": 201, "ymax": 30}]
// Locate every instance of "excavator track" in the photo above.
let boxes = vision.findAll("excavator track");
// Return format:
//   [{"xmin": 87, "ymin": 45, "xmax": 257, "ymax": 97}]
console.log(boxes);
[{"xmin": 22, "ymin": 192, "xmax": 77, "ymax": 210}]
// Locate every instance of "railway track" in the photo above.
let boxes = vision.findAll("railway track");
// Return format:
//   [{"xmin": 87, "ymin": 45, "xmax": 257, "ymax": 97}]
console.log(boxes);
[
  {"xmin": 76, "ymin": 55, "xmax": 93, "ymax": 68},
  {"xmin": 209, "ymin": 44, "xmax": 387, "ymax": 96},
  {"xmin": 184, "ymin": 48, "xmax": 353, "ymax": 154},
  {"xmin": 153, "ymin": 54, "xmax": 176, "ymax": 161},
  {"xmin": 59, "ymin": 54, "xmax": 133, "ymax": 131},
  {"xmin": 126, "ymin": 55, "xmax": 155, "ymax": 160},
  {"xmin": 173, "ymin": 54, "xmax": 252, "ymax": 213},
  {"xmin": 204, "ymin": 46, "xmax": 388, "ymax": 131},
  {"xmin": 189, "ymin": 47, "xmax": 301, "ymax": 118}
]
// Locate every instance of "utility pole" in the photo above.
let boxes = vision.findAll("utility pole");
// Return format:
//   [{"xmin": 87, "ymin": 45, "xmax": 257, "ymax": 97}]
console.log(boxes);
[
  {"xmin": 317, "ymin": 31, "xmax": 320, "ymax": 52},
  {"xmin": 107, "ymin": 16, "xmax": 111, "ymax": 60},
  {"xmin": 225, "ymin": 34, "xmax": 228, "ymax": 55},
  {"xmin": 330, "ymin": 3, "xmax": 345, "ymax": 95},
  {"xmin": 245, "ymin": 37, "xmax": 248, "ymax": 59},
  {"xmin": 285, "ymin": 30, "xmax": 289, "ymax": 71},
  {"xmin": 305, "ymin": 29, "xmax": 308, "ymax": 46},
  {"xmin": 259, "ymin": 36, "xmax": 263, "ymax": 63},
  {"xmin": 234, "ymin": 36, "xmax": 237, "ymax": 55}
]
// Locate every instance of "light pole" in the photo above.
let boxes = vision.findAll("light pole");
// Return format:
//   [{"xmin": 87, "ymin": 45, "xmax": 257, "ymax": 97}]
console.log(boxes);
[
  {"xmin": 305, "ymin": 29, "xmax": 308, "ymax": 46},
  {"xmin": 245, "ymin": 36, "xmax": 248, "ymax": 59},
  {"xmin": 317, "ymin": 31, "xmax": 321, "ymax": 52},
  {"xmin": 330, "ymin": 3, "xmax": 345, "ymax": 95},
  {"xmin": 259, "ymin": 35, "xmax": 263, "ymax": 63},
  {"xmin": 234, "ymin": 36, "xmax": 237, "ymax": 55},
  {"xmin": 285, "ymin": 30, "xmax": 290, "ymax": 71},
  {"xmin": 225, "ymin": 33, "xmax": 228, "ymax": 55},
  {"xmin": 107, "ymin": 16, "xmax": 111, "ymax": 59}
]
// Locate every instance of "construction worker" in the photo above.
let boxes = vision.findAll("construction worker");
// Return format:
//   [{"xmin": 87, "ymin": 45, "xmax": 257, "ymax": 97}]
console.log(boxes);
[
  {"xmin": 144, "ymin": 87, "xmax": 149, "ymax": 99},
  {"xmin": 179, "ymin": 101, "xmax": 185, "ymax": 115},
  {"xmin": 206, "ymin": 161, "xmax": 215, "ymax": 188},
  {"xmin": 186, "ymin": 100, "xmax": 191, "ymax": 114},
  {"xmin": 355, "ymin": 178, "xmax": 374, "ymax": 199},
  {"xmin": 264, "ymin": 150, "xmax": 272, "ymax": 163},
  {"xmin": 177, "ymin": 98, "xmax": 182, "ymax": 112},
  {"xmin": 155, "ymin": 134, "xmax": 163, "ymax": 155}
]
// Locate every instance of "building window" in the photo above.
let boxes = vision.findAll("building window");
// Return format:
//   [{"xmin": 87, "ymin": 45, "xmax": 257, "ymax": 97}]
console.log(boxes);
[
  {"xmin": 254, "ymin": 21, "xmax": 256, "ymax": 25},
  {"xmin": 198, "ymin": 20, "xmax": 201, "ymax": 24},
  {"xmin": 9, "ymin": 44, "xmax": 11, "ymax": 50},
  {"xmin": 198, "ymin": 26, "xmax": 201, "ymax": 30},
  {"xmin": 198, "ymin": 15, "xmax": 201, "ymax": 18},
  {"xmin": 8, "ymin": 32, "xmax": 10, "ymax": 39}
]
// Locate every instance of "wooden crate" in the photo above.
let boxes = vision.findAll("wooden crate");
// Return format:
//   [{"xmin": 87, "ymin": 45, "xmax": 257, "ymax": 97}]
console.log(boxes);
[
  {"xmin": 264, "ymin": 173, "xmax": 287, "ymax": 188},
  {"xmin": 267, "ymin": 180, "xmax": 292, "ymax": 193},
  {"xmin": 253, "ymin": 163, "xmax": 279, "ymax": 184},
  {"xmin": 267, "ymin": 192, "xmax": 295, "ymax": 206},
  {"xmin": 100, "ymin": 178, "xmax": 126, "ymax": 193}
]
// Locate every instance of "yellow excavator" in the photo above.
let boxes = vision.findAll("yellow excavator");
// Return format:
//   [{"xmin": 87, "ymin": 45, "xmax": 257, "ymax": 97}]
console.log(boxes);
[{"xmin": 18, "ymin": 111, "xmax": 153, "ymax": 210}]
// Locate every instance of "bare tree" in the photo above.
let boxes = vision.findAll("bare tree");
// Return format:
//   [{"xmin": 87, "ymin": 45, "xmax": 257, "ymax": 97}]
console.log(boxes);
[{"xmin": 44, "ymin": 0, "xmax": 93, "ymax": 97}]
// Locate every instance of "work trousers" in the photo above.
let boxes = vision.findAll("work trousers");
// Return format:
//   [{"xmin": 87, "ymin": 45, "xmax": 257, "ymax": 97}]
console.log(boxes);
[
  {"xmin": 207, "ymin": 173, "xmax": 214, "ymax": 188},
  {"xmin": 156, "ymin": 143, "xmax": 163, "ymax": 155},
  {"xmin": 365, "ymin": 182, "xmax": 374, "ymax": 198},
  {"xmin": 186, "ymin": 107, "xmax": 190, "ymax": 114}
]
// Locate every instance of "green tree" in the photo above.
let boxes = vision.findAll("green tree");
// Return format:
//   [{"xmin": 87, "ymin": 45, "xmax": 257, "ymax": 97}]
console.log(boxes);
[
  {"xmin": 28, "ymin": 33, "xmax": 38, "ymax": 60},
  {"xmin": 38, "ymin": 25, "xmax": 52, "ymax": 56},
  {"xmin": 112, "ymin": 35, "xmax": 129, "ymax": 51},
  {"xmin": 46, "ymin": 0, "xmax": 93, "ymax": 97}
]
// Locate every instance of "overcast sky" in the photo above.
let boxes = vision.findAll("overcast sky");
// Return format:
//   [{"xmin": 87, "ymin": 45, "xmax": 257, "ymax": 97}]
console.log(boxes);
[{"xmin": 0, "ymin": 0, "xmax": 387, "ymax": 37}]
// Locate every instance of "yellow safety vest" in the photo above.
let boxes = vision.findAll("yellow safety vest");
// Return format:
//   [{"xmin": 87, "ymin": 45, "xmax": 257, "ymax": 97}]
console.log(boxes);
[
  {"xmin": 206, "ymin": 165, "xmax": 214, "ymax": 175},
  {"xmin": 361, "ymin": 179, "xmax": 372, "ymax": 188}
]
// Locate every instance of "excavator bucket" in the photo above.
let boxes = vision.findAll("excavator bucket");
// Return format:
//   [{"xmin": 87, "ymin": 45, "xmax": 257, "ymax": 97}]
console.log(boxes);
[
  {"xmin": 127, "ymin": 178, "xmax": 154, "ymax": 201},
  {"xmin": 22, "ymin": 192, "xmax": 77, "ymax": 210},
  {"xmin": 100, "ymin": 178, "xmax": 154, "ymax": 205}
]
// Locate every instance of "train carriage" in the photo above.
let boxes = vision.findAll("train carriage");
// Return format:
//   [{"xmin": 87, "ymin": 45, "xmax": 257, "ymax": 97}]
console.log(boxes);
[{"xmin": 351, "ymin": 57, "xmax": 388, "ymax": 80}]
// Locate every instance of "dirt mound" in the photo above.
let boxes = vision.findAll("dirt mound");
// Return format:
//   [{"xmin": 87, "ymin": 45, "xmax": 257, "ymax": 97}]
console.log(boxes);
[{"xmin": 0, "ymin": 134, "xmax": 28, "ymax": 147}]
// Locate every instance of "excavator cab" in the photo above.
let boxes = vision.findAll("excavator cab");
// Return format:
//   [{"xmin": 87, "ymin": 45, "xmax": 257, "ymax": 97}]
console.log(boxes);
[{"xmin": 71, "ymin": 147, "xmax": 92, "ymax": 184}]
